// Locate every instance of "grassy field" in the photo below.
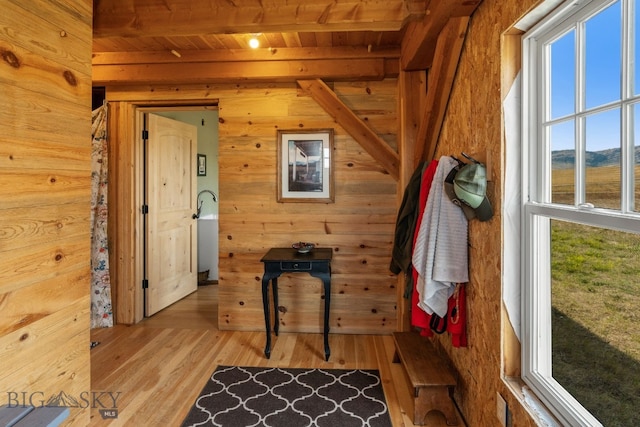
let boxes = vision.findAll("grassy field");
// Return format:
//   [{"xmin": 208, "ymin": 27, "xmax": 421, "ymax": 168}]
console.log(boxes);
[
  {"xmin": 551, "ymin": 164, "xmax": 640, "ymax": 209},
  {"xmin": 550, "ymin": 165, "xmax": 640, "ymax": 426}
]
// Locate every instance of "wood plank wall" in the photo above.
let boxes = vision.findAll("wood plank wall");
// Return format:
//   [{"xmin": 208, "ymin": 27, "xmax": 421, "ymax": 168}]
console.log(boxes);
[
  {"xmin": 217, "ymin": 81, "xmax": 399, "ymax": 334},
  {"xmin": 429, "ymin": 0, "xmax": 539, "ymax": 426},
  {"xmin": 0, "ymin": 1, "xmax": 93, "ymax": 425},
  {"xmin": 104, "ymin": 80, "xmax": 399, "ymax": 334}
]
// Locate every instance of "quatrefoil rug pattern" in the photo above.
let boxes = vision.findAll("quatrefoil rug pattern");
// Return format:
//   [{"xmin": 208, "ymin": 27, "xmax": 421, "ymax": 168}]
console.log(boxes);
[{"xmin": 181, "ymin": 366, "xmax": 392, "ymax": 427}]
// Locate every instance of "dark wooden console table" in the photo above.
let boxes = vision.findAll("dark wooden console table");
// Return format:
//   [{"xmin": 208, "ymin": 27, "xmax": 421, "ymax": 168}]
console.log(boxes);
[{"xmin": 260, "ymin": 247, "xmax": 332, "ymax": 361}]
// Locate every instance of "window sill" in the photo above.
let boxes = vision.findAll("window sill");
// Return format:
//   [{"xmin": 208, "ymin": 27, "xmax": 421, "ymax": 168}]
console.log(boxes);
[{"xmin": 503, "ymin": 376, "xmax": 561, "ymax": 426}]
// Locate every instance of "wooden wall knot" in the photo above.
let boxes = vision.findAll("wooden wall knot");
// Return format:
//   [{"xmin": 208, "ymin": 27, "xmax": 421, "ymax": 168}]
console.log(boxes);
[
  {"xmin": 1, "ymin": 49, "xmax": 20, "ymax": 68},
  {"xmin": 63, "ymin": 70, "xmax": 77, "ymax": 86}
]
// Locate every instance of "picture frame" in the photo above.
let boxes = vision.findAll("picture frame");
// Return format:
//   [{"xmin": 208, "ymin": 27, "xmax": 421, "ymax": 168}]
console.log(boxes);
[
  {"xmin": 197, "ymin": 154, "xmax": 206, "ymax": 176},
  {"xmin": 276, "ymin": 129, "xmax": 334, "ymax": 203}
]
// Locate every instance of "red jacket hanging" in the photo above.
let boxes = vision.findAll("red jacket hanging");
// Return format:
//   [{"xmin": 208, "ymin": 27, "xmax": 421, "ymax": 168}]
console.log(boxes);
[{"xmin": 410, "ymin": 159, "xmax": 468, "ymax": 347}]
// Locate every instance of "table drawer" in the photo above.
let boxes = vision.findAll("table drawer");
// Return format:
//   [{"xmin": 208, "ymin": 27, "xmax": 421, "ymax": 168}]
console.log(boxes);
[{"xmin": 280, "ymin": 261, "xmax": 312, "ymax": 271}]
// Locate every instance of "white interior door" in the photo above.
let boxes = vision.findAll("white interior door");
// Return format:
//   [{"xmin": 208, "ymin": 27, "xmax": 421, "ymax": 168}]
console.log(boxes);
[{"xmin": 145, "ymin": 113, "xmax": 198, "ymax": 316}]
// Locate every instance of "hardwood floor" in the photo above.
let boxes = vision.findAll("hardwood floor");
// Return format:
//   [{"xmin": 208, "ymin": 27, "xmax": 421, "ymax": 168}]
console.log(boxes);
[{"xmin": 90, "ymin": 285, "xmax": 462, "ymax": 426}]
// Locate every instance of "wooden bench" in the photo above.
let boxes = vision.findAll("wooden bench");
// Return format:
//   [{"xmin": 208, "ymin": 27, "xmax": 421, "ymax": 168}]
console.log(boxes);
[
  {"xmin": 0, "ymin": 404, "xmax": 69, "ymax": 427},
  {"xmin": 392, "ymin": 331, "xmax": 459, "ymax": 425}
]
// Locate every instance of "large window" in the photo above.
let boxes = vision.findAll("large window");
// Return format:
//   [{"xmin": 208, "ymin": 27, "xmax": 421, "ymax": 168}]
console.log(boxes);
[{"xmin": 522, "ymin": 0, "xmax": 640, "ymax": 425}]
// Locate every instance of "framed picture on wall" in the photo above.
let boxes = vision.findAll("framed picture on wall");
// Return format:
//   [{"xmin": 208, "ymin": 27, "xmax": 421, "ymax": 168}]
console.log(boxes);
[
  {"xmin": 197, "ymin": 154, "xmax": 206, "ymax": 176},
  {"xmin": 276, "ymin": 129, "xmax": 334, "ymax": 203}
]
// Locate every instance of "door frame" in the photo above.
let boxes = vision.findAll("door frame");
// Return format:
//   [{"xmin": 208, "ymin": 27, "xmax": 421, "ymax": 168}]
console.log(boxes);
[{"xmin": 108, "ymin": 100, "xmax": 218, "ymax": 324}]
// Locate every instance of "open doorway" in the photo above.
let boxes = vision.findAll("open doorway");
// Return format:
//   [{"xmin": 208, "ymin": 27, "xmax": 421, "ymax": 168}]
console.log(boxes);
[{"xmin": 142, "ymin": 107, "xmax": 219, "ymax": 317}]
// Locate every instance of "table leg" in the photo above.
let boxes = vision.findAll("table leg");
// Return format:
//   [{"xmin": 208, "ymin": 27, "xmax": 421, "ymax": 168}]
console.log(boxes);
[
  {"xmin": 322, "ymin": 275, "xmax": 331, "ymax": 361},
  {"xmin": 312, "ymin": 267, "xmax": 332, "ymax": 362},
  {"xmin": 261, "ymin": 276, "xmax": 271, "ymax": 359},
  {"xmin": 273, "ymin": 277, "xmax": 279, "ymax": 336}
]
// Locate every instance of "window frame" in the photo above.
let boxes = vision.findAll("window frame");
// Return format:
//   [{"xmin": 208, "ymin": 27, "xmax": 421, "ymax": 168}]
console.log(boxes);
[{"xmin": 520, "ymin": 0, "xmax": 640, "ymax": 425}]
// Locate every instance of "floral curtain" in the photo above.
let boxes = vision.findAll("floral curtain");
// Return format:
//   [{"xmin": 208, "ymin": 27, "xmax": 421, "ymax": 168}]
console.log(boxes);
[{"xmin": 91, "ymin": 103, "xmax": 113, "ymax": 328}]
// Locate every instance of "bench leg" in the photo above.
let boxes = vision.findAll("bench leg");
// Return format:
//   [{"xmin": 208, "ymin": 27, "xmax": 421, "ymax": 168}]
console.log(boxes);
[{"xmin": 414, "ymin": 386, "xmax": 459, "ymax": 426}]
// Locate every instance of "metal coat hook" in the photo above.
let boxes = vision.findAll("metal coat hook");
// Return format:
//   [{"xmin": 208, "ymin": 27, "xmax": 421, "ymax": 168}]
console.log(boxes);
[{"xmin": 461, "ymin": 152, "xmax": 481, "ymax": 164}]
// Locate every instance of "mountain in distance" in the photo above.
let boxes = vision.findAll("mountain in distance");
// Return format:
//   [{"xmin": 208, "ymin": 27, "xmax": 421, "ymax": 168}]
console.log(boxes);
[{"xmin": 552, "ymin": 146, "xmax": 640, "ymax": 169}]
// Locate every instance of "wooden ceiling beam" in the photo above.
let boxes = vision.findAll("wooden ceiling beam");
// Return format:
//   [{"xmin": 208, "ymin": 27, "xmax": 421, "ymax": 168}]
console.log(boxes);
[
  {"xmin": 93, "ymin": 0, "xmax": 427, "ymax": 39},
  {"xmin": 92, "ymin": 46, "xmax": 400, "ymax": 65},
  {"xmin": 401, "ymin": 0, "xmax": 481, "ymax": 71},
  {"xmin": 297, "ymin": 79, "xmax": 400, "ymax": 180},
  {"xmin": 92, "ymin": 58, "xmax": 399, "ymax": 85},
  {"xmin": 415, "ymin": 16, "xmax": 469, "ymax": 162}
]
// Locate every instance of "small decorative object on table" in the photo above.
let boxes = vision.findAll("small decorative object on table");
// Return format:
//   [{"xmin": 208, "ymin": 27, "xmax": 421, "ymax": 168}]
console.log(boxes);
[{"xmin": 292, "ymin": 242, "xmax": 315, "ymax": 253}]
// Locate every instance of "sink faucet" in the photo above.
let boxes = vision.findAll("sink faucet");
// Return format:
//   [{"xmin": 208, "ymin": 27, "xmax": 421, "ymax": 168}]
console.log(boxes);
[{"xmin": 194, "ymin": 190, "xmax": 217, "ymax": 219}]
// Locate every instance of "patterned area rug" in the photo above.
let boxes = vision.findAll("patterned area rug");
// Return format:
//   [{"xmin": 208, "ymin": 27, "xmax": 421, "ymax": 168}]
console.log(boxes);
[{"xmin": 181, "ymin": 366, "xmax": 392, "ymax": 427}]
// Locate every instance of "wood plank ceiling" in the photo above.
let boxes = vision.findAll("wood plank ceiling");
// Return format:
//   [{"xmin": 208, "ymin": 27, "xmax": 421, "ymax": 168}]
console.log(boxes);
[
  {"xmin": 93, "ymin": 0, "xmax": 423, "ymax": 50},
  {"xmin": 92, "ymin": 0, "xmax": 481, "ymax": 85}
]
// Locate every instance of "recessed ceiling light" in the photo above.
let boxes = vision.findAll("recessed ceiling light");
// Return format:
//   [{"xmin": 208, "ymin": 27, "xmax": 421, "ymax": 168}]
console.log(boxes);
[{"xmin": 249, "ymin": 37, "xmax": 260, "ymax": 49}]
